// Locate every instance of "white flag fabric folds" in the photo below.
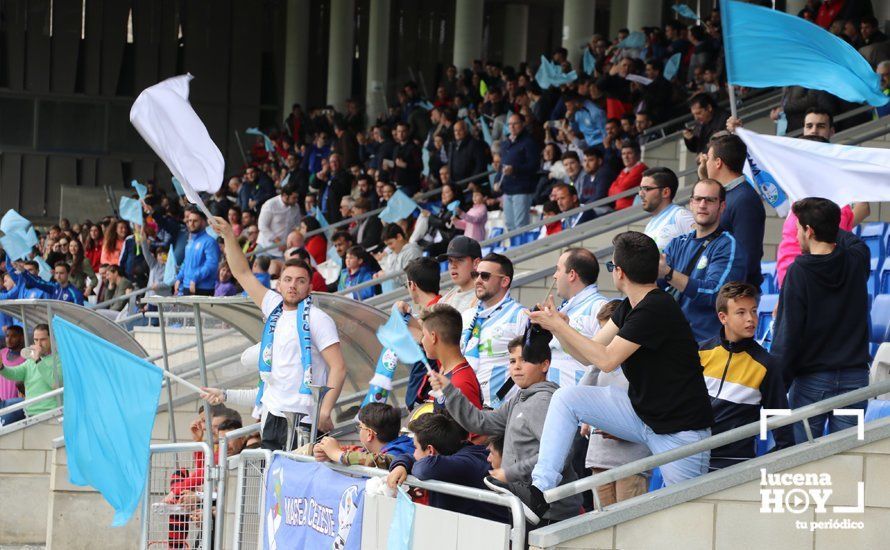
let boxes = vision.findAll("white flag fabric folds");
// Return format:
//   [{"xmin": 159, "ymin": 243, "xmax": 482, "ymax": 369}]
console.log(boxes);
[
  {"xmin": 129, "ymin": 74, "xmax": 224, "ymax": 215},
  {"xmin": 736, "ymin": 127, "xmax": 890, "ymax": 206}
]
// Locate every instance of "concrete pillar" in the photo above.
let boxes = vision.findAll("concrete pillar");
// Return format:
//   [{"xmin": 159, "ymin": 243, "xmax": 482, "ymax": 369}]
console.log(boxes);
[
  {"xmin": 283, "ymin": 0, "xmax": 310, "ymax": 111},
  {"xmin": 561, "ymin": 0, "xmax": 596, "ymax": 70},
  {"xmin": 453, "ymin": 0, "xmax": 484, "ymax": 70},
  {"xmin": 365, "ymin": 0, "xmax": 391, "ymax": 122},
  {"xmin": 627, "ymin": 0, "xmax": 662, "ymax": 32},
  {"xmin": 784, "ymin": 0, "xmax": 808, "ymax": 16},
  {"xmin": 326, "ymin": 0, "xmax": 355, "ymax": 109},
  {"xmin": 502, "ymin": 4, "xmax": 529, "ymax": 69},
  {"xmin": 609, "ymin": 0, "xmax": 629, "ymax": 39}
]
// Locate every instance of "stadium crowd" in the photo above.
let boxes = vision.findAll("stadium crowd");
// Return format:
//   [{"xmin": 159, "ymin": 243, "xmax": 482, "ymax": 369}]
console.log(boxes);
[{"xmin": 0, "ymin": 2, "xmax": 888, "ymax": 532}]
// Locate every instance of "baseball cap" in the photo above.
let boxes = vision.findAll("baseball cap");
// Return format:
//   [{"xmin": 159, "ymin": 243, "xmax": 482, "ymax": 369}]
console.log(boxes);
[{"xmin": 436, "ymin": 236, "xmax": 482, "ymax": 261}]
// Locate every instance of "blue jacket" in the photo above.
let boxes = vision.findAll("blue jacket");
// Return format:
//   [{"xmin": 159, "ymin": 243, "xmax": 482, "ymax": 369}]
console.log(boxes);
[
  {"xmin": 20, "ymin": 271, "xmax": 84, "ymax": 305},
  {"xmin": 337, "ymin": 265, "xmax": 377, "ymax": 301},
  {"xmin": 720, "ymin": 178, "xmax": 764, "ymax": 288},
  {"xmin": 4, "ymin": 259, "xmax": 49, "ymax": 300},
  {"xmin": 662, "ymin": 229, "xmax": 747, "ymax": 343},
  {"xmin": 176, "ymin": 231, "xmax": 220, "ymax": 292},
  {"xmin": 498, "ymin": 129, "xmax": 540, "ymax": 195},
  {"xmin": 380, "ymin": 434, "xmax": 414, "ymax": 457},
  {"xmin": 390, "ymin": 443, "xmax": 508, "ymax": 523},
  {"xmin": 574, "ymin": 100, "xmax": 606, "ymax": 147}
]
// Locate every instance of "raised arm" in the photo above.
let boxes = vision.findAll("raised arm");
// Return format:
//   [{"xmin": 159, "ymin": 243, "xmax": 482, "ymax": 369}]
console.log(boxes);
[{"xmin": 208, "ymin": 216, "xmax": 268, "ymax": 308}]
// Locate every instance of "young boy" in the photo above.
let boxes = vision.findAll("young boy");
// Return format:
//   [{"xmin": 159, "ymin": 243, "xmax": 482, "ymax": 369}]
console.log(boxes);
[
  {"xmin": 429, "ymin": 332, "xmax": 582, "ymax": 523},
  {"xmin": 313, "ymin": 403, "xmax": 414, "ymax": 469},
  {"xmin": 700, "ymin": 282, "xmax": 795, "ymax": 470},
  {"xmin": 386, "ymin": 413, "xmax": 506, "ymax": 522}
]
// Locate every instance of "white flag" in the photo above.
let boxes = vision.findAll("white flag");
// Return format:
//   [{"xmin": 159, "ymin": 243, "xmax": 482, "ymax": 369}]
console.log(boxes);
[
  {"xmin": 129, "ymin": 74, "xmax": 224, "ymax": 217},
  {"xmin": 736, "ymin": 127, "xmax": 890, "ymax": 207}
]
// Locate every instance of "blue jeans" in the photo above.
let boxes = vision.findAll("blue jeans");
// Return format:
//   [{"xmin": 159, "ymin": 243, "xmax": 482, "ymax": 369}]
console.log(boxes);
[
  {"xmin": 0, "ymin": 397, "xmax": 25, "ymax": 426},
  {"xmin": 503, "ymin": 193, "xmax": 532, "ymax": 232},
  {"xmin": 788, "ymin": 368, "xmax": 868, "ymax": 444},
  {"xmin": 531, "ymin": 385, "xmax": 710, "ymax": 491}
]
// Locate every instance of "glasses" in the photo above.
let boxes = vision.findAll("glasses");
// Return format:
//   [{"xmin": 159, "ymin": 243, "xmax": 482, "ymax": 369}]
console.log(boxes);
[
  {"xmin": 471, "ymin": 271, "xmax": 506, "ymax": 282},
  {"xmin": 605, "ymin": 261, "xmax": 619, "ymax": 273},
  {"xmin": 690, "ymin": 195, "xmax": 721, "ymax": 205},
  {"xmin": 639, "ymin": 185, "xmax": 663, "ymax": 194}
]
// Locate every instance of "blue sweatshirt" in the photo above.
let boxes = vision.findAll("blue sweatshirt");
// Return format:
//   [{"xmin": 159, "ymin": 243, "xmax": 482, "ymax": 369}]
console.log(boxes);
[
  {"xmin": 176, "ymin": 230, "xmax": 220, "ymax": 293},
  {"xmin": 720, "ymin": 177, "xmax": 764, "ymax": 288},
  {"xmin": 390, "ymin": 443, "xmax": 508, "ymax": 523},
  {"xmin": 337, "ymin": 265, "xmax": 377, "ymax": 300},
  {"xmin": 20, "ymin": 270, "xmax": 84, "ymax": 305},
  {"xmin": 662, "ymin": 229, "xmax": 747, "ymax": 342}
]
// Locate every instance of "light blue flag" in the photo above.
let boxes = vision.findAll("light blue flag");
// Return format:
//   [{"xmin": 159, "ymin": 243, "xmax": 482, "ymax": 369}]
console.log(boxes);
[
  {"xmin": 52, "ymin": 316, "xmax": 163, "ymax": 526},
  {"xmin": 386, "ymin": 488, "xmax": 416, "ymax": 550},
  {"xmin": 582, "ymin": 48, "xmax": 596, "ymax": 75},
  {"xmin": 722, "ymin": 0, "xmax": 889, "ymax": 107},
  {"xmin": 118, "ymin": 197, "xmax": 143, "ymax": 226},
  {"xmin": 422, "ymin": 146, "xmax": 431, "ymax": 177},
  {"xmin": 376, "ymin": 305, "xmax": 426, "ymax": 365},
  {"xmin": 35, "ymin": 256, "xmax": 53, "ymax": 281},
  {"xmin": 617, "ymin": 31, "xmax": 646, "ymax": 50},
  {"xmin": 479, "ymin": 115, "xmax": 493, "ymax": 146},
  {"xmin": 315, "ymin": 210, "xmax": 334, "ymax": 240},
  {"xmin": 419, "ymin": 100, "xmax": 435, "ymax": 111},
  {"xmin": 664, "ymin": 53, "xmax": 682, "ymax": 81},
  {"xmin": 672, "ymin": 4, "xmax": 699, "ymax": 20},
  {"xmin": 171, "ymin": 177, "xmax": 185, "ymax": 197},
  {"xmin": 327, "ymin": 244, "xmax": 342, "ymax": 268},
  {"xmin": 1, "ymin": 209, "xmax": 39, "ymax": 249},
  {"xmin": 131, "ymin": 180, "xmax": 148, "ymax": 200},
  {"xmin": 162, "ymin": 250, "xmax": 177, "ymax": 286},
  {"xmin": 246, "ymin": 127, "xmax": 276, "ymax": 153},
  {"xmin": 535, "ymin": 55, "xmax": 578, "ymax": 89},
  {"xmin": 0, "ymin": 231, "xmax": 32, "ymax": 261},
  {"xmin": 379, "ymin": 190, "xmax": 419, "ymax": 224},
  {"xmin": 446, "ymin": 200, "xmax": 461, "ymax": 213}
]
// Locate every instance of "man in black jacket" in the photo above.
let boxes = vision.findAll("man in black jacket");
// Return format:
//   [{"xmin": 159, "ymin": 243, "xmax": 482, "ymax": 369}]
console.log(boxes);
[
  {"xmin": 392, "ymin": 122, "xmax": 423, "ymax": 196},
  {"xmin": 771, "ymin": 198, "xmax": 871, "ymax": 444},
  {"xmin": 683, "ymin": 93, "xmax": 730, "ymax": 154},
  {"xmin": 447, "ymin": 120, "xmax": 488, "ymax": 185},
  {"xmin": 311, "ymin": 153, "xmax": 352, "ymax": 223}
]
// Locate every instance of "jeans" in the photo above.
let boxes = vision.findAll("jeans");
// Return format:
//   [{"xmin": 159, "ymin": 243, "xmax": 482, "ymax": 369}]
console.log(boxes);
[
  {"xmin": 788, "ymin": 368, "xmax": 869, "ymax": 444},
  {"xmin": 531, "ymin": 385, "xmax": 710, "ymax": 491},
  {"xmin": 503, "ymin": 193, "xmax": 533, "ymax": 232},
  {"xmin": 0, "ymin": 397, "xmax": 25, "ymax": 426}
]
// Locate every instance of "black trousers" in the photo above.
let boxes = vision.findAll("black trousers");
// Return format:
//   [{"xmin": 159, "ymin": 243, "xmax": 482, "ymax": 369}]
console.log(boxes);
[{"xmin": 260, "ymin": 413, "xmax": 317, "ymax": 451}]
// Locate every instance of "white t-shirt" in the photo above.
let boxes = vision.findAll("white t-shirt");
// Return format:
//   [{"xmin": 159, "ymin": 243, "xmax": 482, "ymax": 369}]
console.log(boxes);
[
  {"xmin": 439, "ymin": 287, "xmax": 477, "ymax": 315},
  {"xmin": 260, "ymin": 290, "xmax": 340, "ymax": 418},
  {"xmin": 548, "ymin": 285, "xmax": 610, "ymax": 388},
  {"xmin": 644, "ymin": 204, "xmax": 695, "ymax": 251}
]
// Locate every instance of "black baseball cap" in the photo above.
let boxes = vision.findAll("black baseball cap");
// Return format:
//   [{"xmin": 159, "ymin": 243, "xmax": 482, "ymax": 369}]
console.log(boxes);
[{"xmin": 436, "ymin": 236, "xmax": 482, "ymax": 261}]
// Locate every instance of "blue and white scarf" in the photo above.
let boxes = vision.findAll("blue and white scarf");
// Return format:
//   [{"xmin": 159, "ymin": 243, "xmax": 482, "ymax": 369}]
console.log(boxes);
[
  {"xmin": 460, "ymin": 293, "xmax": 515, "ymax": 361},
  {"xmin": 255, "ymin": 295, "xmax": 313, "ymax": 407}
]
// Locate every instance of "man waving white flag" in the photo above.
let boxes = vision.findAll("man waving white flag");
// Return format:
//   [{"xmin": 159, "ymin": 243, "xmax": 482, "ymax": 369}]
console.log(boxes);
[
  {"xmin": 736, "ymin": 127, "xmax": 890, "ymax": 207},
  {"xmin": 129, "ymin": 74, "xmax": 224, "ymax": 217}
]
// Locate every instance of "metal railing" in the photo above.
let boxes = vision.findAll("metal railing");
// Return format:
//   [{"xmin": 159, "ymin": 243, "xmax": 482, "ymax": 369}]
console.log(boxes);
[{"xmin": 215, "ymin": 423, "xmax": 262, "ymax": 550}]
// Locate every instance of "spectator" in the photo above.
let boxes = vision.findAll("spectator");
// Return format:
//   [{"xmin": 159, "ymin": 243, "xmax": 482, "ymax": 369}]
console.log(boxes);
[
  {"xmin": 705, "ymin": 134, "xmax": 765, "ymax": 288},
  {"xmin": 105, "ymin": 265, "xmax": 134, "ymax": 311},
  {"xmin": 312, "ymin": 153, "xmax": 352, "ymax": 224},
  {"xmin": 241, "ymin": 225, "xmax": 259, "ymax": 255},
  {"xmin": 66, "ymin": 239, "xmax": 98, "ymax": 293},
  {"xmin": 412, "ymin": 184, "xmax": 461, "ymax": 258},
  {"xmin": 19, "ymin": 261, "xmax": 85, "ymax": 305},
  {"xmin": 500, "ymin": 113, "xmax": 541, "ymax": 231},
  {"xmin": 659, "ymin": 179, "xmax": 747, "ymax": 343},
  {"xmin": 561, "ymin": 151, "xmax": 584, "ymax": 188},
  {"xmin": 701, "ymin": 282, "xmax": 795, "ymax": 470},
  {"xmin": 0, "ymin": 324, "xmax": 61, "ymax": 426},
  {"xmin": 452, "ymin": 187, "xmax": 488, "ymax": 242},
  {"xmin": 101, "ymin": 219, "xmax": 129, "ymax": 266},
  {"xmin": 287, "ymin": 248, "xmax": 329, "ymax": 292},
  {"xmin": 683, "ymin": 94, "xmax": 730, "ymax": 154},
  {"xmin": 256, "ymin": 181, "xmax": 301, "ymax": 258},
  {"xmin": 214, "ymin": 262, "xmax": 241, "ymax": 297},
  {"xmin": 386, "ymin": 413, "xmax": 507, "ymax": 523},
  {"xmin": 640, "ymin": 167, "xmax": 695, "ymax": 251},
  {"xmin": 498, "ymin": 232, "xmax": 714, "ymax": 524},
  {"xmin": 330, "ymin": 230, "xmax": 355, "ymax": 266},
  {"xmin": 252, "ymin": 256, "xmax": 272, "ymax": 289},
  {"xmin": 539, "ymin": 201, "xmax": 563, "ymax": 237},
  {"xmin": 339, "ymin": 196, "xmax": 355, "ymax": 224},
  {"xmin": 640, "ymin": 59, "xmax": 674, "ymax": 123},
  {"xmin": 175, "ymin": 208, "xmax": 220, "ymax": 296},
  {"xmin": 84, "ymin": 224, "xmax": 103, "ymax": 272},
  {"xmin": 437, "ymin": 236, "xmax": 482, "ymax": 313},
  {"xmin": 392, "ymin": 122, "xmax": 423, "ymax": 196},
  {"xmin": 352, "ymin": 197, "xmax": 383, "ymax": 253},
  {"xmin": 313, "ymin": 403, "xmax": 414, "ymax": 468},
  {"xmin": 801, "ymin": 107, "xmax": 836, "ymax": 139},
  {"xmin": 461, "ymin": 253, "xmax": 529, "ymax": 408},
  {"xmin": 300, "ymin": 217, "xmax": 328, "ymax": 266},
  {"xmin": 448, "ymin": 120, "xmax": 488, "ymax": 185},
  {"xmin": 634, "ymin": 112, "xmax": 659, "ymax": 146},
  {"xmin": 771, "ymin": 198, "xmax": 870, "ymax": 443},
  {"xmin": 877, "ymin": 61, "xmax": 890, "ymax": 117},
  {"xmin": 333, "ymin": 121, "xmax": 359, "ymax": 169},
  {"xmin": 226, "ymin": 206, "xmax": 244, "ymax": 237},
  {"xmin": 402, "ymin": 257, "xmax": 442, "ymax": 312},
  {"xmin": 552, "ymin": 183, "xmax": 596, "ymax": 229},
  {"xmin": 577, "ymin": 147, "xmax": 616, "ymax": 210},
  {"xmin": 374, "ymin": 224, "xmax": 422, "ymax": 282},
  {"xmin": 337, "ymin": 245, "xmax": 378, "ymax": 301},
  {"xmin": 608, "ymin": 142, "xmax": 648, "ymax": 211},
  {"xmin": 430, "ymin": 332, "xmax": 582, "ymax": 522},
  {"xmin": 0, "ymin": 326, "xmax": 25, "ymax": 405},
  {"xmin": 243, "ymin": 166, "xmax": 276, "ymax": 214},
  {"xmin": 860, "ymin": 15, "xmax": 887, "ymax": 47}
]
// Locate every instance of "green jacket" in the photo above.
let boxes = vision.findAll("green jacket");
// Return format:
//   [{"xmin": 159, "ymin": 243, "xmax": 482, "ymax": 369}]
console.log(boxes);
[{"xmin": 0, "ymin": 355, "xmax": 61, "ymax": 416}]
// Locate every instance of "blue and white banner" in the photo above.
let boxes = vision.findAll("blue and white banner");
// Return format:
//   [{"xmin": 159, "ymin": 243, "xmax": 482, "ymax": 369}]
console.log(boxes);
[{"xmin": 264, "ymin": 455, "xmax": 365, "ymax": 550}]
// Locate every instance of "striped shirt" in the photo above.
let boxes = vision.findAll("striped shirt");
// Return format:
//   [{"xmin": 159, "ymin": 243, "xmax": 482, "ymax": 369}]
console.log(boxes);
[{"xmin": 548, "ymin": 285, "xmax": 610, "ymax": 388}]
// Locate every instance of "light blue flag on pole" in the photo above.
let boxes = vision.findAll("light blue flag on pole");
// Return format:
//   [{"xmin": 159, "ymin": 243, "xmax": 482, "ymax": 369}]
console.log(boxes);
[
  {"xmin": 535, "ymin": 55, "xmax": 578, "ymax": 89},
  {"xmin": 664, "ymin": 53, "xmax": 682, "ymax": 81},
  {"xmin": 35, "ymin": 256, "xmax": 53, "ymax": 281},
  {"xmin": 0, "ymin": 231, "xmax": 32, "ymax": 261},
  {"xmin": 315, "ymin": 210, "xmax": 334, "ymax": 240},
  {"xmin": 162, "ymin": 250, "xmax": 178, "ymax": 287},
  {"xmin": 171, "ymin": 177, "xmax": 186, "ymax": 197},
  {"xmin": 582, "ymin": 48, "xmax": 596, "ymax": 75},
  {"xmin": 419, "ymin": 100, "xmax": 435, "ymax": 111},
  {"xmin": 722, "ymin": 0, "xmax": 889, "ymax": 107},
  {"xmin": 246, "ymin": 127, "xmax": 276, "ymax": 153},
  {"xmin": 386, "ymin": 488, "xmax": 416, "ymax": 550},
  {"xmin": 376, "ymin": 305, "xmax": 426, "ymax": 365},
  {"xmin": 422, "ymin": 146, "xmax": 431, "ymax": 177},
  {"xmin": 119, "ymin": 197, "xmax": 144, "ymax": 226},
  {"xmin": 616, "ymin": 31, "xmax": 646, "ymax": 50},
  {"xmin": 52, "ymin": 316, "xmax": 163, "ymax": 526},
  {"xmin": 479, "ymin": 115, "xmax": 493, "ymax": 146},
  {"xmin": 672, "ymin": 4, "xmax": 699, "ymax": 20},
  {"xmin": 1, "ymin": 209, "xmax": 39, "ymax": 249},
  {"xmin": 379, "ymin": 190, "xmax": 419, "ymax": 224},
  {"xmin": 131, "ymin": 180, "xmax": 148, "ymax": 200}
]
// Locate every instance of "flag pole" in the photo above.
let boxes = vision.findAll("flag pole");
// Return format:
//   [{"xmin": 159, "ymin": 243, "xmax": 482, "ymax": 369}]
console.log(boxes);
[
  {"xmin": 161, "ymin": 368, "xmax": 205, "ymax": 396},
  {"xmin": 720, "ymin": 0, "xmax": 739, "ymax": 119}
]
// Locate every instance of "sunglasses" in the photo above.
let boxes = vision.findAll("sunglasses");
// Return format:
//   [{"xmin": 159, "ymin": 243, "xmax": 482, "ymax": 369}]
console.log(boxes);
[
  {"xmin": 606, "ymin": 261, "xmax": 619, "ymax": 273},
  {"xmin": 471, "ymin": 271, "xmax": 505, "ymax": 282}
]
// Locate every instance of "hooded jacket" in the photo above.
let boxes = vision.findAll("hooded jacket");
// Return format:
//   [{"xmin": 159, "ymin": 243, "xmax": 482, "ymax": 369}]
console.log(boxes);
[
  {"xmin": 441, "ymin": 380, "xmax": 582, "ymax": 521},
  {"xmin": 771, "ymin": 230, "xmax": 870, "ymax": 385}
]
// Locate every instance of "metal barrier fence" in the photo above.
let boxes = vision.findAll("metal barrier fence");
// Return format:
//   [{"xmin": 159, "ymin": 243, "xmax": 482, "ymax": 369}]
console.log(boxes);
[{"xmin": 141, "ymin": 442, "xmax": 215, "ymax": 550}]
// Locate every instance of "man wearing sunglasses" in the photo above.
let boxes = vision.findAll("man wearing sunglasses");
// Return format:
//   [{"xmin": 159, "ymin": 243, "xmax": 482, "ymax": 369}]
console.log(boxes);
[
  {"xmin": 486, "ymin": 231, "xmax": 713, "ymax": 524},
  {"xmin": 658, "ymin": 179, "xmax": 747, "ymax": 343},
  {"xmin": 460, "ymin": 253, "xmax": 529, "ymax": 409}
]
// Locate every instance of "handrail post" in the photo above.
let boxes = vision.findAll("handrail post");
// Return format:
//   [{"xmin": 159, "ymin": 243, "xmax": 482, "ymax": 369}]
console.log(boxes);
[
  {"xmin": 192, "ymin": 304, "xmax": 214, "ymax": 455},
  {"xmin": 157, "ymin": 304, "xmax": 178, "ymax": 442}
]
